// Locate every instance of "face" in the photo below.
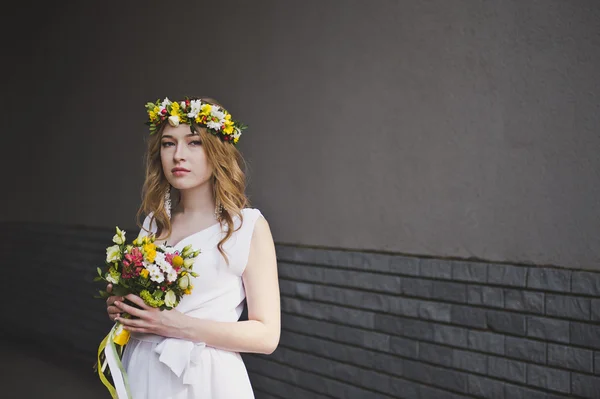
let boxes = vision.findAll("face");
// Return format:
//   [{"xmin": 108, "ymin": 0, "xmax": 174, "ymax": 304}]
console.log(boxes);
[{"xmin": 160, "ymin": 124, "xmax": 213, "ymax": 190}]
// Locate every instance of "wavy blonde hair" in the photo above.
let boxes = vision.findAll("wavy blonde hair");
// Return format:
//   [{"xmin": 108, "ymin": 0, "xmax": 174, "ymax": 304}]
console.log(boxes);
[{"xmin": 136, "ymin": 97, "xmax": 249, "ymax": 263}]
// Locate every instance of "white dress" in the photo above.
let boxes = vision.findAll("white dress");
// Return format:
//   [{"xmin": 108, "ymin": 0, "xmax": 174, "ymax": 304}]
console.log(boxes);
[{"xmin": 121, "ymin": 208, "xmax": 263, "ymax": 399}]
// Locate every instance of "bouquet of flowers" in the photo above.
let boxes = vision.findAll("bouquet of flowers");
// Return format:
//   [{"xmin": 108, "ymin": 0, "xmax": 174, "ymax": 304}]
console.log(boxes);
[{"xmin": 94, "ymin": 226, "xmax": 200, "ymax": 399}]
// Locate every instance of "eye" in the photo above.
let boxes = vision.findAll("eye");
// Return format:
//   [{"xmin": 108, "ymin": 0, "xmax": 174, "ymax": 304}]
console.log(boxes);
[
  {"xmin": 161, "ymin": 141, "xmax": 174, "ymax": 148},
  {"xmin": 189, "ymin": 140, "xmax": 202, "ymax": 146}
]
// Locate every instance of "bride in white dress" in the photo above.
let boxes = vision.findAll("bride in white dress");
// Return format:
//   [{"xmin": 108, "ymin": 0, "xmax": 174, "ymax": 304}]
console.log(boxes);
[{"xmin": 104, "ymin": 97, "xmax": 280, "ymax": 398}]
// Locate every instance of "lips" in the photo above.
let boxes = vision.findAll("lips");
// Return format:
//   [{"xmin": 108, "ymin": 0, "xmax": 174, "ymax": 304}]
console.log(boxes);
[{"xmin": 172, "ymin": 167, "xmax": 190, "ymax": 173}]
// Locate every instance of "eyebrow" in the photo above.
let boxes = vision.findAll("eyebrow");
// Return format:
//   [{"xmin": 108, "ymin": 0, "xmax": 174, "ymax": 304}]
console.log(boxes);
[{"xmin": 161, "ymin": 133, "xmax": 198, "ymax": 139}]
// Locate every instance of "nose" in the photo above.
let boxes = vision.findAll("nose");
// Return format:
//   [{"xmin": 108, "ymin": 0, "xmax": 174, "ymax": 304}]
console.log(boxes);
[{"xmin": 173, "ymin": 141, "xmax": 186, "ymax": 162}]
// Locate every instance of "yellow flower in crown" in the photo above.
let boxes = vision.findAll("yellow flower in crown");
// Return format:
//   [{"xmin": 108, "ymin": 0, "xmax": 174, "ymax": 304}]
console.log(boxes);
[{"xmin": 145, "ymin": 97, "xmax": 248, "ymax": 144}]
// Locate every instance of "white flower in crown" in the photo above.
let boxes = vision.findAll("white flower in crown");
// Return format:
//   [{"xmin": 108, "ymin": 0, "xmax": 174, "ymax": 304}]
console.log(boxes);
[
  {"xmin": 210, "ymin": 106, "xmax": 225, "ymax": 121},
  {"xmin": 187, "ymin": 99, "xmax": 201, "ymax": 118},
  {"xmin": 168, "ymin": 115, "xmax": 180, "ymax": 126},
  {"xmin": 206, "ymin": 120, "xmax": 222, "ymax": 130},
  {"xmin": 161, "ymin": 97, "xmax": 172, "ymax": 107},
  {"xmin": 233, "ymin": 127, "xmax": 242, "ymax": 141}
]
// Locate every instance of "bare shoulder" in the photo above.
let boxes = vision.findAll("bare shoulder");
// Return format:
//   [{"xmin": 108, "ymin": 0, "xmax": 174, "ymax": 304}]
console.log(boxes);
[{"xmin": 250, "ymin": 214, "xmax": 275, "ymax": 251}]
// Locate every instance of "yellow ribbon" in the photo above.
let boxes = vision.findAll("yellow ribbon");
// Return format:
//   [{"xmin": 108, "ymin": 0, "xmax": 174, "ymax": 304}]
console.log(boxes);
[
  {"xmin": 95, "ymin": 322, "xmax": 131, "ymax": 399},
  {"xmin": 96, "ymin": 330, "xmax": 118, "ymax": 399}
]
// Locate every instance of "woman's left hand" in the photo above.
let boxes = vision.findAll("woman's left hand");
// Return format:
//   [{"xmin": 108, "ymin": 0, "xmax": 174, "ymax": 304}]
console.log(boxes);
[{"xmin": 114, "ymin": 294, "xmax": 185, "ymax": 338}]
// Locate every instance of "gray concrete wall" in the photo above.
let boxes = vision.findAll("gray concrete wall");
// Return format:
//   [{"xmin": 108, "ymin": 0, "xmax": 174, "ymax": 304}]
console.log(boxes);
[{"xmin": 3, "ymin": 0, "xmax": 600, "ymax": 269}]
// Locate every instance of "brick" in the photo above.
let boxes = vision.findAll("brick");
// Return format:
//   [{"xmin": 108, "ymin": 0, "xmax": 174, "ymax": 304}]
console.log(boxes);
[
  {"xmin": 280, "ymin": 331, "xmax": 399, "ymax": 376},
  {"xmin": 313, "ymin": 285, "xmax": 389, "ymax": 311},
  {"xmin": 321, "ymin": 268, "xmax": 402, "ymax": 294},
  {"xmin": 487, "ymin": 264, "xmax": 526, "ymax": 287},
  {"xmin": 419, "ymin": 258, "xmax": 451, "ymax": 279},
  {"xmin": 504, "ymin": 385, "xmax": 570, "ymax": 399},
  {"xmin": 453, "ymin": 349, "xmax": 487, "ymax": 373},
  {"xmin": 468, "ymin": 330, "xmax": 505, "ymax": 355},
  {"xmin": 417, "ymin": 300, "xmax": 451, "ymax": 322},
  {"xmin": 271, "ymin": 347, "xmax": 395, "ymax": 397},
  {"xmin": 548, "ymin": 344, "xmax": 593, "ymax": 373},
  {"xmin": 282, "ymin": 297, "xmax": 375, "ymax": 329},
  {"xmin": 527, "ymin": 364, "xmax": 570, "ymax": 394},
  {"xmin": 389, "ymin": 336, "xmax": 419, "ymax": 359},
  {"xmin": 451, "ymin": 305, "xmax": 487, "ymax": 328},
  {"xmin": 467, "ymin": 375, "xmax": 505, "ymax": 398},
  {"xmin": 591, "ymin": 299, "xmax": 600, "ymax": 322},
  {"xmin": 428, "ymin": 365, "xmax": 469, "ymax": 393},
  {"xmin": 546, "ymin": 294, "xmax": 590, "ymax": 320},
  {"xmin": 282, "ymin": 314, "xmax": 337, "ymax": 341},
  {"xmin": 527, "ymin": 316, "xmax": 570, "ymax": 343},
  {"xmin": 402, "ymin": 277, "xmax": 433, "ymax": 298},
  {"xmin": 419, "ymin": 385, "xmax": 467, "ymax": 399},
  {"xmin": 488, "ymin": 357, "xmax": 526, "ymax": 383},
  {"xmin": 375, "ymin": 315, "xmax": 433, "ymax": 341},
  {"xmin": 250, "ymin": 373, "xmax": 331, "ymax": 399},
  {"xmin": 506, "ymin": 336, "xmax": 546, "ymax": 363},
  {"xmin": 527, "ymin": 267, "xmax": 571, "ymax": 292},
  {"xmin": 389, "ymin": 378, "xmax": 420, "ymax": 399},
  {"xmin": 467, "ymin": 286, "xmax": 504, "ymax": 308},
  {"xmin": 419, "ymin": 342, "xmax": 453, "ymax": 367},
  {"xmin": 572, "ymin": 271, "xmax": 600, "ymax": 295},
  {"xmin": 504, "ymin": 289, "xmax": 544, "ymax": 313},
  {"xmin": 278, "ymin": 262, "xmax": 323, "ymax": 281},
  {"xmin": 434, "ymin": 325, "xmax": 469, "ymax": 348},
  {"xmin": 431, "ymin": 281, "xmax": 467, "ymax": 303},
  {"xmin": 451, "ymin": 261, "xmax": 487, "ymax": 282},
  {"xmin": 572, "ymin": 373, "xmax": 600, "ymax": 398},
  {"xmin": 389, "ymin": 255, "xmax": 419, "ymax": 276},
  {"xmin": 486, "ymin": 310, "xmax": 527, "ymax": 336},
  {"xmin": 388, "ymin": 297, "xmax": 419, "ymax": 318},
  {"xmin": 571, "ymin": 322, "xmax": 600, "ymax": 350}
]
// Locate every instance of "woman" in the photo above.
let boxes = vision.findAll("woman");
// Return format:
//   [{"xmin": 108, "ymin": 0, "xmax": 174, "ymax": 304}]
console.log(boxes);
[{"xmin": 104, "ymin": 97, "xmax": 280, "ymax": 398}]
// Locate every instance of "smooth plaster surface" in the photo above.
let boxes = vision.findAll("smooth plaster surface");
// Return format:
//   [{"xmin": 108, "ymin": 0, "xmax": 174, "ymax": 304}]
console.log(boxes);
[{"xmin": 3, "ymin": 0, "xmax": 599, "ymax": 269}]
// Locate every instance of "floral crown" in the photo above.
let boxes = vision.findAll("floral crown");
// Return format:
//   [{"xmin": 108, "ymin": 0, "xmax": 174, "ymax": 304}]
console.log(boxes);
[{"xmin": 145, "ymin": 97, "xmax": 247, "ymax": 144}]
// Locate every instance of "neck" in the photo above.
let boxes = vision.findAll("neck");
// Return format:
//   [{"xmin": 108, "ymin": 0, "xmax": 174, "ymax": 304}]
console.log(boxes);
[{"xmin": 174, "ymin": 181, "xmax": 216, "ymax": 218}]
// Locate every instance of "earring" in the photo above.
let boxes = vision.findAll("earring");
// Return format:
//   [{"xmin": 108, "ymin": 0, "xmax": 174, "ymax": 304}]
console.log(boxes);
[
  {"xmin": 215, "ymin": 198, "xmax": 223, "ymax": 220},
  {"xmin": 164, "ymin": 186, "xmax": 172, "ymax": 219}
]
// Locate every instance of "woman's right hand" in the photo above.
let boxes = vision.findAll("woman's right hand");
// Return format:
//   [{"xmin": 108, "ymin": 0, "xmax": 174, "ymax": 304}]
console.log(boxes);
[{"xmin": 106, "ymin": 283, "xmax": 125, "ymax": 322}]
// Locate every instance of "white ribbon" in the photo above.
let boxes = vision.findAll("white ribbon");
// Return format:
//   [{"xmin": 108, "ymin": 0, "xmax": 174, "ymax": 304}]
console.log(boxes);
[{"xmin": 154, "ymin": 338, "xmax": 206, "ymax": 385}]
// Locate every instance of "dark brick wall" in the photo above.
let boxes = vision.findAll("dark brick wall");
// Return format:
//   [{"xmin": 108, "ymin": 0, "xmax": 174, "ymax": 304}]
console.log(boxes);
[
  {"xmin": 244, "ymin": 246, "xmax": 600, "ymax": 399},
  {"xmin": 2, "ymin": 222, "xmax": 600, "ymax": 398}
]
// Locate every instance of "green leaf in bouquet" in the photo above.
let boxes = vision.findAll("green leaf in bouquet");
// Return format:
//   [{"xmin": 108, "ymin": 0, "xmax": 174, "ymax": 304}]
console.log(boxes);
[
  {"xmin": 153, "ymin": 290, "xmax": 164, "ymax": 300},
  {"xmin": 110, "ymin": 285, "xmax": 130, "ymax": 297},
  {"xmin": 96, "ymin": 290, "xmax": 111, "ymax": 299},
  {"xmin": 93, "ymin": 276, "xmax": 105, "ymax": 282},
  {"xmin": 97, "ymin": 267, "xmax": 103, "ymax": 277}
]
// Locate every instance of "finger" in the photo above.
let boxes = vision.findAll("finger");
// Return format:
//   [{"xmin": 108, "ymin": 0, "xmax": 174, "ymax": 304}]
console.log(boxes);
[
  {"xmin": 107, "ymin": 306, "xmax": 121, "ymax": 315},
  {"xmin": 116, "ymin": 316, "xmax": 145, "ymax": 328},
  {"xmin": 106, "ymin": 295, "xmax": 125, "ymax": 306},
  {"xmin": 125, "ymin": 294, "xmax": 153, "ymax": 310},
  {"xmin": 107, "ymin": 283, "xmax": 113, "ymax": 293},
  {"xmin": 114, "ymin": 300, "xmax": 146, "ymax": 319}
]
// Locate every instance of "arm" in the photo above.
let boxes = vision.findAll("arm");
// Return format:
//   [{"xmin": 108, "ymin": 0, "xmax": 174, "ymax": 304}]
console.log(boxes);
[{"xmin": 114, "ymin": 216, "xmax": 281, "ymax": 355}]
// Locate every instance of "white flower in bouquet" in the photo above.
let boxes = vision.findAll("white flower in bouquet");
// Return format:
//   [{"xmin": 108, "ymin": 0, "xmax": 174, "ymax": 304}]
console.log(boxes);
[
  {"xmin": 106, "ymin": 245, "xmax": 121, "ymax": 263},
  {"xmin": 112, "ymin": 227, "xmax": 126, "ymax": 245},
  {"xmin": 178, "ymin": 274, "xmax": 190, "ymax": 289},
  {"xmin": 164, "ymin": 290, "xmax": 177, "ymax": 307}
]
